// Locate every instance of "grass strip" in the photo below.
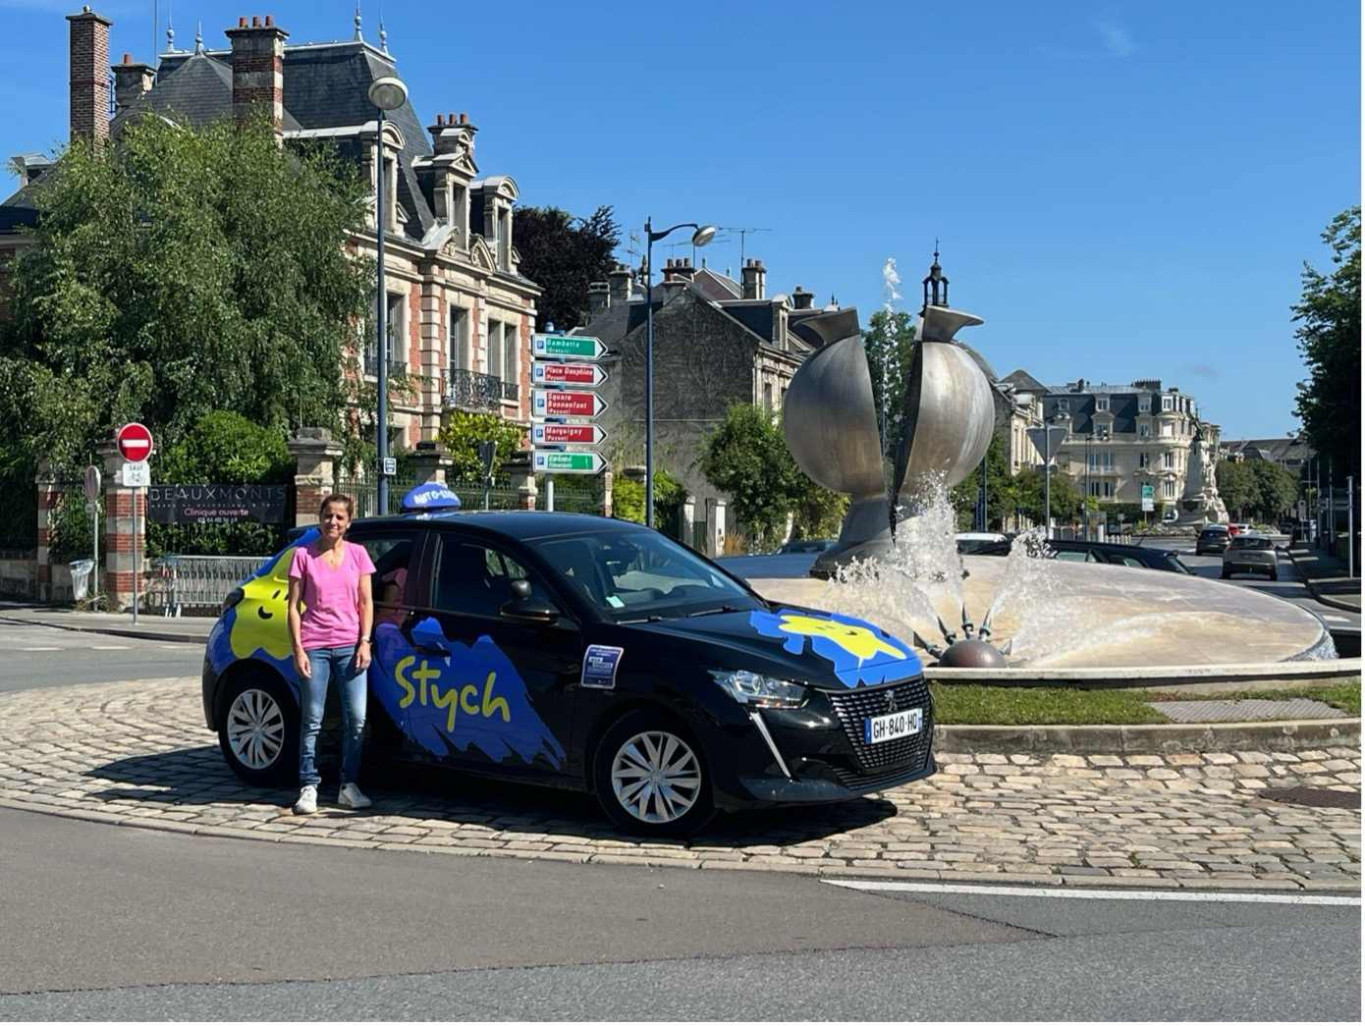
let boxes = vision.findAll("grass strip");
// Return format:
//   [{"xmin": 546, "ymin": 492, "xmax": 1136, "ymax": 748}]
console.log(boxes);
[
  {"xmin": 1146, "ymin": 684, "xmax": 1361, "ymax": 717},
  {"xmin": 930, "ymin": 684, "xmax": 1169, "ymax": 726}
]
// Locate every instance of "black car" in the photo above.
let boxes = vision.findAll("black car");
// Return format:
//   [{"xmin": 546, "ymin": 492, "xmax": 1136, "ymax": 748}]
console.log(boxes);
[
  {"xmin": 1195, "ymin": 525, "xmax": 1231, "ymax": 555},
  {"xmin": 970, "ymin": 538, "xmax": 1192, "ymax": 573},
  {"xmin": 203, "ymin": 512, "xmax": 935, "ymax": 836}
]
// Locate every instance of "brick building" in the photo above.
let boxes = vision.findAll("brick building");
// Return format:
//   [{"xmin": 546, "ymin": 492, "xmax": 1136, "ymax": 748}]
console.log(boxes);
[{"xmin": 0, "ymin": 8, "xmax": 539, "ymax": 450}]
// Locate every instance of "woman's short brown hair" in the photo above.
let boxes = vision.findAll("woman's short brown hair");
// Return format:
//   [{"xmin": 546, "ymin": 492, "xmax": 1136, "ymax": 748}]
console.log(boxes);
[{"xmin": 319, "ymin": 493, "xmax": 355, "ymax": 519}]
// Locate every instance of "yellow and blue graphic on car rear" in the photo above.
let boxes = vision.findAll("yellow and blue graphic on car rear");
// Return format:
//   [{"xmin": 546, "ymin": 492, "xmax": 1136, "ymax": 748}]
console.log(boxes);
[
  {"xmin": 748, "ymin": 608, "xmax": 921, "ymax": 687},
  {"xmin": 373, "ymin": 617, "xmax": 567, "ymax": 769}
]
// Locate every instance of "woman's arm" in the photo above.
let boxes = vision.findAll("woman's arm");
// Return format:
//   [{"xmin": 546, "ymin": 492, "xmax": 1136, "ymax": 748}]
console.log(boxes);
[
  {"xmin": 356, "ymin": 573, "xmax": 374, "ymax": 670},
  {"xmin": 287, "ymin": 577, "xmax": 310, "ymax": 681}
]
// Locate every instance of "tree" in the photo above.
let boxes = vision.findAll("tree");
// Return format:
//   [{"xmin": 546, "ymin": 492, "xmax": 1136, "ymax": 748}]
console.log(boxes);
[
  {"xmin": 436, "ymin": 411, "xmax": 526, "ymax": 481},
  {"xmin": 1216, "ymin": 460, "xmax": 1256, "ymax": 520},
  {"xmin": 699, "ymin": 404, "xmax": 801, "ymax": 547},
  {"xmin": 950, "ymin": 430, "xmax": 1014, "ymax": 530},
  {"xmin": 0, "ymin": 114, "xmax": 370, "ymax": 475},
  {"xmin": 862, "ymin": 308, "xmax": 916, "ymax": 465},
  {"xmin": 1011, "ymin": 466, "xmax": 1083, "ymax": 526},
  {"xmin": 1293, "ymin": 206, "xmax": 1360, "ymax": 479},
  {"xmin": 611, "ymin": 467, "xmax": 685, "ymax": 526},
  {"xmin": 511, "ymin": 205, "xmax": 621, "ymax": 333}
]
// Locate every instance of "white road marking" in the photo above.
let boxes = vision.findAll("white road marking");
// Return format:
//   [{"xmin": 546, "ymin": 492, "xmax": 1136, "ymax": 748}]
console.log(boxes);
[
  {"xmin": 90, "ymin": 644, "xmax": 132, "ymax": 651},
  {"xmin": 824, "ymin": 879, "xmax": 1360, "ymax": 906},
  {"xmin": 19, "ymin": 647, "xmax": 61, "ymax": 652},
  {"xmin": 1323, "ymin": 615, "xmax": 1353, "ymax": 624}
]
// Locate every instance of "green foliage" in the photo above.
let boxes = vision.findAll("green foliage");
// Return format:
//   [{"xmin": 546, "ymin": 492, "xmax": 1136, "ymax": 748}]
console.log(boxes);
[
  {"xmin": 949, "ymin": 431, "xmax": 1015, "ymax": 529},
  {"xmin": 1217, "ymin": 458, "xmax": 1299, "ymax": 521},
  {"xmin": 699, "ymin": 404, "xmax": 800, "ymax": 546},
  {"xmin": 863, "ymin": 308, "xmax": 916, "ymax": 460},
  {"xmin": 790, "ymin": 485, "xmax": 848, "ymax": 540},
  {"xmin": 1010, "ymin": 465, "xmax": 1084, "ymax": 525},
  {"xmin": 612, "ymin": 468, "xmax": 685, "ymax": 525},
  {"xmin": 1216, "ymin": 459, "xmax": 1255, "ymax": 520},
  {"xmin": 48, "ymin": 491, "xmax": 96, "ymax": 565},
  {"xmin": 146, "ymin": 411, "xmax": 292, "ymax": 557},
  {"xmin": 0, "ymin": 113, "xmax": 370, "ymax": 475},
  {"xmin": 930, "ymin": 684, "xmax": 1169, "ymax": 726},
  {"xmin": 436, "ymin": 411, "xmax": 527, "ymax": 481},
  {"xmin": 1293, "ymin": 206, "xmax": 1361, "ymax": 477},
  {"xmin": 511, "ymin": 205, "xmax": 621, "ymax": 332}
]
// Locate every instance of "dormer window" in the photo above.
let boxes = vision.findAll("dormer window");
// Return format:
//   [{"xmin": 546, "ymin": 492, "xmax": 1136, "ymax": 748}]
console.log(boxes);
[
  {"xmin": 1161, "ymin": 395, "xmax": 1174, "ymax": 412},
  {"xmin": 1139, "ymin": 396, "xmax": 1151, "ymax": 413},
  {"xmin": 1095, "ymin": 396, "xmax": 1109, "ymax": 413},
  {"xmin": 496, "ymin": 208, "xmax": 511, "ymax": 270}
]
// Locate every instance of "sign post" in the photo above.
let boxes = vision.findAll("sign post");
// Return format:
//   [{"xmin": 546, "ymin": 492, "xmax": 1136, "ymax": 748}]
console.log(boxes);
[
  {"xmin": 116, "ymin": 423, "xmax": 154, "ymax": 624},
  {"xmin": 531, "ymin": 333, "xmax": 608, "ymax": 501},
  {"xmin": 1026, "ymin": 425, "xmax": 1069, "ymax": 540}
]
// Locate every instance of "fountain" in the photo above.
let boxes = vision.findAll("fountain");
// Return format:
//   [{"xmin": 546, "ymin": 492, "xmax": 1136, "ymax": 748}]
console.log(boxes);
[{"xmin": 769, "ymin": 262, "xmax": 1348, "ymax": 682}]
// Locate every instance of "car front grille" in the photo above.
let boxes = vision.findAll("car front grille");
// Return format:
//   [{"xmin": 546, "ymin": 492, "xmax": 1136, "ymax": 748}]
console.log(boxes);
[{"xmin": 824, "ymin": 677, "xmax": 934, "ymax": 778}]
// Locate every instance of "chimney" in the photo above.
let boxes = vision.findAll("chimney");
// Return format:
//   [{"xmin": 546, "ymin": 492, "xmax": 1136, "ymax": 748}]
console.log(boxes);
[
  {"xmin": 662, "ymin": 257, "xmax": 696, "ymax": 283},
  {"xmin": 67, "ymin": 7, "xmax": 113, "ymax": 145},
  {"xmin": 791, "ymin": 284, "xmax": 814, "ymax": 310},
  {"xmin": 587, "ymin": 281, "xmax": 611, "ymax": 318},
  {"xmin": 607, "ymin": 263, "xmax": 633, "ymax": 305},
  {"xmin": 428, "ymin": 111, "xmax": 477, "ymax": 157},
  {"xmin": 226, "ymin": 14, "xmax": 288, "ymax": 137},
  {"xmin": 741, "ymin": 258, "xmax": 766, "ymax": 300},
  {"xmin": 112, "ymin": 52, "xmax": 155, "ymax": 114}
]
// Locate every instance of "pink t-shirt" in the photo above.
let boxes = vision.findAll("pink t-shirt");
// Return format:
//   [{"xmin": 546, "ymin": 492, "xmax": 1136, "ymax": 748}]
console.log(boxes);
[{"xmin": 289, "ymin": 540, "xmax": 376, "ymax": 650}]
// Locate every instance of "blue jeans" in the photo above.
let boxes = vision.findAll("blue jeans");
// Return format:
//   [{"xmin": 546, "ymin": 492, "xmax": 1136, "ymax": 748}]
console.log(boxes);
[{"xmin": 298, "ymin": 645, "xmax": 367, "ymax": 788}]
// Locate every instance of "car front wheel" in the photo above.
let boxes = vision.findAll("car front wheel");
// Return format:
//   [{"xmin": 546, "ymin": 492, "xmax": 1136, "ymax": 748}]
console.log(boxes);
[
  {"xmin": 218, "ymin": 672, "xmax": 299, "ymax": 786},
  {"xmin": 594, "ymin": 710, "xmax": 714, "ymax": 837}
]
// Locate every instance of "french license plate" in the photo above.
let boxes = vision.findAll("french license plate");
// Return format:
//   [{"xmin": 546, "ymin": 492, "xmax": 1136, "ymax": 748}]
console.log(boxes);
[{"xmin": 864, "ymin": 708, "xmax": 922, "ymax": 744}]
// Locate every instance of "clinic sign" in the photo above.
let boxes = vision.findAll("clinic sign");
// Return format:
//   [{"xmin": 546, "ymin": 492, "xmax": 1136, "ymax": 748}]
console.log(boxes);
[{"xmin": 147, "ymin": 484, "xmax": 289, "ymax": 525}]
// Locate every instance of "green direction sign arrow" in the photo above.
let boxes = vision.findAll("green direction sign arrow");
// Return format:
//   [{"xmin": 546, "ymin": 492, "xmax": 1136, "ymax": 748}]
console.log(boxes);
[
  {"xmin": 532, "ymin": 334, "xmax": 606, "ymax": 361},
  {"xmin": 532, "ymin": 450, "xmax": 605, "ymax": 475}
]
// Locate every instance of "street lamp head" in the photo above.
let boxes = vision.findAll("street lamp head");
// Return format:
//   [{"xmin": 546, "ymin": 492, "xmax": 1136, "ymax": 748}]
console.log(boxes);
[
  {"xmin": 368, "ymin": 76, "xmax": 409, "ymax": 112},
  {"xmin": 691, "ymin": 225, "xmax": 717, "ymax": 247}
]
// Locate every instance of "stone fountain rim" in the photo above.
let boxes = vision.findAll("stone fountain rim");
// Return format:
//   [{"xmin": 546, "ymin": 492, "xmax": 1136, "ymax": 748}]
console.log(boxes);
[{"xmin": 925, "ymin": 657, "xmax": 1361, "ymax": 688}]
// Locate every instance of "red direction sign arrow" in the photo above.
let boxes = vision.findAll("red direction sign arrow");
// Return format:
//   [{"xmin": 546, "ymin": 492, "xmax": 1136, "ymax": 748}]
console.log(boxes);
[
  {"xmin": 532, "ymin": 389, "xmax": 606, "ymax": 419},
  {"xmin": 116, "ymin": 422, "xmax": 154, "ymax": 462},
  {"xmin": 532, "ymin": 423, "xmax": 606, "ymax": 446},
  {"xmin": 532, "ymin": 362, "xmax": 608, "ymax": 387}
]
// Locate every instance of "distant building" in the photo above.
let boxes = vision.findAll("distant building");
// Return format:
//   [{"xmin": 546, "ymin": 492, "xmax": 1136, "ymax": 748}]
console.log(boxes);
[
  {"xmin": 574, "ymin": 257, "xmax": 829, "ymax": 547},
  {"xmin": 1223, "ymin": 436, "xmax": 1312, "ymax": 475},
  {"xmin": 1002, "ymin": 372, "xmax": 1224, "ymax": 519},
  {"xmin": 0, "ymin": 8, "xmax": 538, "ymax": 450}
]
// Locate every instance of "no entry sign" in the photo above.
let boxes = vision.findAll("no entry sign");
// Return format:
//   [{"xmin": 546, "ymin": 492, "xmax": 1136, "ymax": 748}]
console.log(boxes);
[{"xmin": 116, "ymin": 422, "xmax": 154, "ymax": 462}]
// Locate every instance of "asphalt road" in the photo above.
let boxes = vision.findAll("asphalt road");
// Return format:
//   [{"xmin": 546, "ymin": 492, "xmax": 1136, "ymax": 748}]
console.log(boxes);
[
  {"xmin": 0, "ymin": 622, "xmax": 201, "ymax": 693},
  {"xmin": 0, "ymin": 807, "xmax": 1357, "ymax": 1020}
]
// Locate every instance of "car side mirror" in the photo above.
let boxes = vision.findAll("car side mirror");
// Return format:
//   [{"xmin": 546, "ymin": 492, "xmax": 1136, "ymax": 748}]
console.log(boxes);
[{"xmin": 502, "ymin": 578, "xmax": 561, "ymax": 624}]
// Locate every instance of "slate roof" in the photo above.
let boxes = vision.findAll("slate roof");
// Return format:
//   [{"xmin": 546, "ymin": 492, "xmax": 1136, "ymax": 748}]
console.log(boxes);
[
  {"xmin": 1224, "ymin": 437, "xmax": 1311, "ymax": 464},
  {"xmin": 691, "ymin": 266, "xmax": 741, "ymax": 302},
  {"xmin": 1003, "ymin": 369, "xmax": 1048, "ymax": 393},
  {"xmin": 110, "ymin": 53, "xmax": 302, "ymax": 134}
]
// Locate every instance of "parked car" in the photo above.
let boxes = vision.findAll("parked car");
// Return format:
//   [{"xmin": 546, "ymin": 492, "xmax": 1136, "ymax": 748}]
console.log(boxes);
[
  {"xmin": 1227, "ymin": 522, "xmax": 1252, "ymax": 537},
  {"xmin": 1195, "ymin": 524, "xmax": 1231, "ymax": 555},
  {"xmin": 778, "ymin": 538, "xmax": 835, "ymax": 555},
  {"xmin": 1222, "ymin": 533, "xmax": 1278, "ymax": 580},
  {"xmin": 203, "ymin": 511, "xmax": 935, "ymax": 836},
  {"xmin": 956, "ymin": 532, "xmax": 1010, "ymax": 555},
  {"xmin": 968, "ymin": 538, "xmax": 1192, "ymax": 573}
]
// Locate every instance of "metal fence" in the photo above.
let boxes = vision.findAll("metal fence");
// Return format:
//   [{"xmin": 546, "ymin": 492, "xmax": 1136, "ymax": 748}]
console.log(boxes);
[
  {"xmin": 543, "ymin": 477, "xmax": 602, "ymax": 514},
  {"xmin": 145, "ymin": 554, "xmax": 270, "ymax": 616}
]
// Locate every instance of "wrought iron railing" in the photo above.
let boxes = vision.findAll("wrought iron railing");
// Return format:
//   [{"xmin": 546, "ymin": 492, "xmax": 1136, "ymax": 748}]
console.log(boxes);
[
  {"xmin": 446, "ymin": 368, "xmax": 506, "ymax": 411},
  {"xmin": 502, "ymin": 379, "xmax": 519, "ymax": 402},
  {"xmin": 363, "ymin": 351, "xmax": 408, "ymax": 377}
]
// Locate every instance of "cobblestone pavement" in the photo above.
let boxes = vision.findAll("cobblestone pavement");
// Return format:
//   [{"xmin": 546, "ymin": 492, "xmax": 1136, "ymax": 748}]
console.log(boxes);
[{"xmin": 1, "ymin": 679, "xmax": 1359, "ymax": 892}]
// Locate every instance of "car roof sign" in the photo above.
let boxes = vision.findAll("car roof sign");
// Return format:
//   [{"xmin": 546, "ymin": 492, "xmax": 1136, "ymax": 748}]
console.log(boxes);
[{"xmin": 402, "ymin": 482, "xmax": 462, "ymax": 516}]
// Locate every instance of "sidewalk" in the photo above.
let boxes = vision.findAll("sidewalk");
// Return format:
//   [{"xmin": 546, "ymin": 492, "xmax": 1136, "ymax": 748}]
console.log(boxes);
[
  {"xmin": 1287, "ymin": 547, "xmax": 1362, "ymax": 614},
  {"xmin": 0, "ymin": 603, "xmax": 213, "ymax": 644}
]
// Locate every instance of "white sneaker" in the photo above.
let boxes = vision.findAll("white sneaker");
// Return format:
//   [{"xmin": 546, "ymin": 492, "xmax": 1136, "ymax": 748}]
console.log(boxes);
[
  {"xmin": 338, "ymin": 783, "xmax": 372, "ymax": 809},
  {"xmin": 293, "ymin": 785, "xmax": 318, "ymax": 816}
]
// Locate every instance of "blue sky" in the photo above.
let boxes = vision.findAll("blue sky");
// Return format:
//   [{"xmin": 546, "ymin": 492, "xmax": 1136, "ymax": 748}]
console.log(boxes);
[{"xmin": 2, "ymin": 0, "xmax": 1358, "ymax": 439}]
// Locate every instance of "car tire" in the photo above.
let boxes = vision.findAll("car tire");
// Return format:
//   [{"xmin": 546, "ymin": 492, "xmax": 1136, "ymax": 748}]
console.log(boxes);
[
  {"xmin": 217, "ymin": 672, "xmax": 299, "ymax": 786},
  {"xmin": 1269, "ymin": 569, "xmax": 1279, "ymax": 581},
  {"xmin": 1220, "ymin": 568, "xmax": 1231, "ymax": 579},
  {"xmin": 593, "ymin": 709, "xmax": 715, "ymax": 838}
]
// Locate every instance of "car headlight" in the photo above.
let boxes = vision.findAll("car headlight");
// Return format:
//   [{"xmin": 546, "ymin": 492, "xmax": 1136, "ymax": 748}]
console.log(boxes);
[{"xmin": 709, "ymin": 669, "xmax": 807, "ymax": 709}]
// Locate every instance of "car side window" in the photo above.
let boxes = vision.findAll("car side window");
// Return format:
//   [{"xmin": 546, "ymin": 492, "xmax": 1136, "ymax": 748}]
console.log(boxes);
[
  {"xmin": 353, "ymin": 532, "xmax": 422, "ymax": 609},
  {"xmin": 1055, "ymin": 550, "xmax": 1097, "ymax": 563},
  {"xmin": 432, "ymin": 535, "xmax": 551, "ymax": 619},
  {"xmin": 1119, "ymin": 556, "xmax": 1145, "ymax": 568}
]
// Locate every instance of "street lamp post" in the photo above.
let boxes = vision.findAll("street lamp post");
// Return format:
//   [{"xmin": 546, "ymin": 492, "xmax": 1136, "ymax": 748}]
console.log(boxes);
[
  {"xmin": 643, "ymin": 218, "xmax": 716, "ymax": 529},
  {"xmin": 368, "ymin": 75, "xmax": 409, "ymax": 516}
]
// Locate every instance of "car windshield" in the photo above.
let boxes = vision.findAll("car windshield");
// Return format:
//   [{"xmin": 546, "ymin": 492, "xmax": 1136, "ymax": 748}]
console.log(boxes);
[
  {"xmin": 528, "ymin": 530, "xmax": 764, "ymax": 622},
  {"xmin": 1231, "ymin": 536, "xmax": 1272, "ymax": 550}
]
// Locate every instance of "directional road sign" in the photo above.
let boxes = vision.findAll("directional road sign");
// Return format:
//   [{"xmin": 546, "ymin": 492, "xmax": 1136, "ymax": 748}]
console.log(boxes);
[
  {"xmin": 116, "ymin": 422, "xmax": 155, "ymax": 462},
  {"xmin": 1140, "ymin": 483, "xmax": 1155, "ymax": 513},
  {"xmin": 532, "ymin": 388, "xmax": 607, "ymax": 420},
  {"xmin": 532, "ymin": 334, "xmax": 606, "ymax": 361},
  {"xmin": 1026, "ymin": 425, "xmax": 1069, "ymax": 464},
  {"xmin": 533, "ymin": 450, "xmax": 606, "ymax": 475},
  {"xmin": 532, "ymin": 423, "xmax": 607, "ymax": 447},
  {"xmin": 532, "ymin": 361, "xmax": 608, "ymax": 387}
]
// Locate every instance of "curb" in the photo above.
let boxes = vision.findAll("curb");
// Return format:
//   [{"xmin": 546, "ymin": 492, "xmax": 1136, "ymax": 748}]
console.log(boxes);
[
  {"xmin": 1, "ymin": 796, "xmax": 1357, "ymax": 895},
  {"xmin": 0, "ymin": 615, "xmax": 208, "ymax": 645},
  {"xmin": 1286, "ymin": 549, "xmax": 1362, "ymax": 615},
  {"xmin": 937, "ymin": 718, "xmax": 1361, "ymax": 754}
]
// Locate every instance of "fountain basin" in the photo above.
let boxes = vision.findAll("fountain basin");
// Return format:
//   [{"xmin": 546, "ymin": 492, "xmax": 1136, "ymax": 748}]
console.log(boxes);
[{"xmin": 749, "ymin": 556, "xmax": 1358, "ymax": 686}]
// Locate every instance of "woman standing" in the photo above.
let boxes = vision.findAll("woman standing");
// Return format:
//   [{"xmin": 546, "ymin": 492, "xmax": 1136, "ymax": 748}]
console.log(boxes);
[{"xmin": 287, "ymin": 494, "xmax": 376, "ymax": 815}]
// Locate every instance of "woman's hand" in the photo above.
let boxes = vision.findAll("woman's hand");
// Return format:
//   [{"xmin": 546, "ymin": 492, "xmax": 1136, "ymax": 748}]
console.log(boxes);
[
  {"xmin": 294, "ymin": 649, "xmax": 311, "ymax": 682},
  {"xmin": 356, "ymin": 639, "xmax": 372, "ymax": 671}
]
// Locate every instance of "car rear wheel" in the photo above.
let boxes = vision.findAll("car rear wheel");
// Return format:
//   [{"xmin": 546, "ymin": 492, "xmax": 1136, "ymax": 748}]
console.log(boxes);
[
  {"xmin": 218, "ymin": 673, "xmax": 298, "ymax": 786},
  {"xmin": 1221, "ymin": 567, "xmax": 1232, "ymax": 579},
  {"xmin": 594, "ymin": 710, "xmax": 714, "ymax": 837}
]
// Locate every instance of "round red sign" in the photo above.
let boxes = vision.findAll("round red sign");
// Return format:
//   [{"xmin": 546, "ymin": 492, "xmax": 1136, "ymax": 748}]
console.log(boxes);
[{"xmin": 116, "ymin": 422, "xmax": 154, "ymax": 462}]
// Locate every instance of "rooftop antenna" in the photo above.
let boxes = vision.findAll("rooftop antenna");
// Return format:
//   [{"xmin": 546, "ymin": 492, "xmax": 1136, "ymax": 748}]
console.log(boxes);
[
  {"xmin": 720, "ymin": 227, "xmax": 772, "ymax": 271},
  {"xmin": 378, "ymin": 0, "xmax": 388, "ymax": 52}
]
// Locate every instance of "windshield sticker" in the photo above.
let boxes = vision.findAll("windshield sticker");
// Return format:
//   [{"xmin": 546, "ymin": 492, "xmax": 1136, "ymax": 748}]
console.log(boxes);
[
  {"xmin": 581, "ymin": 645, "xmax": 623, "ymax": 689},
  {"xmin": 605, "ymin": 595, "xmax": 625, "ymax": 609},
  {"xmin": 748, "ymin": 609, "xmax": 922, "ymax": 687},
  {"xmin": 374, "ymin": 618, "xmax": 567, "ymax": 769}
]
